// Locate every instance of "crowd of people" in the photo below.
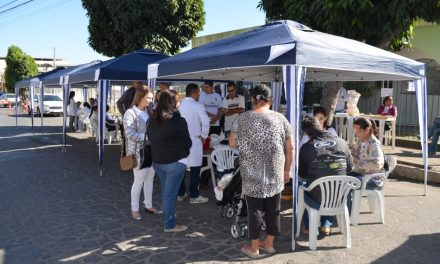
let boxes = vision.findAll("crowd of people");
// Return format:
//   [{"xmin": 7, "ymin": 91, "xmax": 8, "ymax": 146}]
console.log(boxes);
[{"xmin": 61, "ymin": 81, "xmax": 400, "ymax": 258}]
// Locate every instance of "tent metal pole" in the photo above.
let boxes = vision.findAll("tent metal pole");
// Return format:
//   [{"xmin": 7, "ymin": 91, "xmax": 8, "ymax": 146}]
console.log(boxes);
[
  {"xmin": 40, "ymin": 83, "xmax": 44, "ymax": 134},
  {"xmin": 15, "ymin": 86, "xmax": 18, "ymax": 127},
  {"xmin": 30, "ymin": 84, "xmax": 35, "ymax": 135}
]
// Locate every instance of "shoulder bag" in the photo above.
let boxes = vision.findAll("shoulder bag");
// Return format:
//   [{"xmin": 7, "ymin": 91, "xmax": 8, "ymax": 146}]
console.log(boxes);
[
  {"xmin": 139, "ymin": 119, "xmax": 152, "ymax": 169},
  {"xmin": 120, "ymin": 138, "xmax": 137, "ymax": 171}
]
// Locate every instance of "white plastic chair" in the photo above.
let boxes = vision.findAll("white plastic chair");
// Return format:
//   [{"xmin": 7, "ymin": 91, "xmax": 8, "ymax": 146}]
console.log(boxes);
[
  {"xmin": 82, "ymin": 117, "xmax": 92, "ymax": 133},
  {"xmin": 90, "ymin": 118, "xmax": 117, "ymax": 144},
  {"xmin": 334, "ymin": 112, "xmax": 348, "ymax": 139},
  {"xmin": 296, "ymin": 176, "xmax": 361, "ymax": 250},
  {"xmin": 210, "ymin": 146, "xmax": 238, "ymax": 189},
  {"xmin": 200, "ymin": 153, "xmax": 215, "ymax": 190},
  {"xmin": 351, "ymin": 155, "xmax": 397, "ymax": 225},
  {"xmin": 210, "ymin": 146, "xmax": 238, "ymax": 172}
]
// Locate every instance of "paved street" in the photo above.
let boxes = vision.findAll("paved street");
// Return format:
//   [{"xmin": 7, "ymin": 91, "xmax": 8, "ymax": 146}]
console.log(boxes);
[{"xmin": 1, "ymin": 108, "xmax": 440, "ymax": 264}]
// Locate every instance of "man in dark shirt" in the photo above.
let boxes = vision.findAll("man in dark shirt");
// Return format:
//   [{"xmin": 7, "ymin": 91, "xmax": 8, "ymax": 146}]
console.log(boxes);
[
  {"xmin": 116, "ymin": 81, "xmax": 142, "ymax": 116},
  {"xmin": 299, "ymin": 116, "xmax": 353, "ymax": 235}
]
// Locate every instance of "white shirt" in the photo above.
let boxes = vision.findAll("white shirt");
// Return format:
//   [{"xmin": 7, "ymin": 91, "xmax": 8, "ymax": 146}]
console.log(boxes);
[
  {"xmin": 199, "ymin": 92, "xmax": 223, "ymax": 126},
  {"xmin": 77, "ymin": 107, "xmax": 91, "ymax": 118},
  {"xmin": 179, "ymin": 97, "xmax": 210, "ymax": 166},
  {"xmin": 68, "ymin": 98, "xmax": 77, "ymax": 116},
  {"xmin": 335, "ymin": 87, "xmax": 348, "ymax": 112},
  {"xmin": 223, "ymin": 94, "xmax": 245, "ymax": 132}
]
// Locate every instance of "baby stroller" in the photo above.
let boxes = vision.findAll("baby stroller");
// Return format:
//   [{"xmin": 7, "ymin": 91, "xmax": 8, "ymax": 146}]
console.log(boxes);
[
  {"xmin": 214, "ymin": 168, "xmax": 249, "ymax": 239},
  {"xmin": 216, "ymin": 168, "xmax": 245, "ymax": 218}
]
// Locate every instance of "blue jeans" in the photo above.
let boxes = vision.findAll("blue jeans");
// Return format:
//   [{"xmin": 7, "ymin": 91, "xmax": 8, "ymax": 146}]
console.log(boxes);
[
  {"xmin": 346, "ymin": 171, "xmax": 380, "ymax": 213},
  {"xmin": 300, "ymin": 182, "xmax": 333, "ymax": 229},
  {"xmin": 153, "ymin": 162, "xmax": 186, "ymax": 229},
  {"xmin": 178, "ymin": 166, "xmax": 201, "ymax": 198},
  {"xmin": 429, "ymin": 127, "xmax": 440, "ymax": 153}
]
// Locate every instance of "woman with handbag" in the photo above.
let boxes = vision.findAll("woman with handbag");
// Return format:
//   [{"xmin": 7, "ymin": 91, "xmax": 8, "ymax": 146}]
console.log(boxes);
[
  {"xmin": 147, "ymin": 90, "xmax": 192, "ymax": 232},
  {"xmin": 123, "ymin": 86, "xmax": 162, "ymax": 220}
]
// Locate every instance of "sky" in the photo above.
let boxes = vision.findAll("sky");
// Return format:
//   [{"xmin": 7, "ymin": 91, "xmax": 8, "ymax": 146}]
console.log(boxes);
[{"xmin": 0, "ymin": 0, "xmax": 266, "ymax": 64}]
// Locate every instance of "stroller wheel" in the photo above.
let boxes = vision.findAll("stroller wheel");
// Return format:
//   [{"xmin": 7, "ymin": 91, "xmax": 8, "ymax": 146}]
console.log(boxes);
[
  {"xmin": 220, "ymin": 206, "xmax": 225, "ymax": 217},
  {"xmin": 225, "ymin": 206, "xmax": 235, "ymax": 219},
  {"xmin": 240, "ymin": 224, "xmax": 248, "ymax": 237},
  {"xmin": 231, "ymin": 223, "xmax": 241, "ymax": 239}
]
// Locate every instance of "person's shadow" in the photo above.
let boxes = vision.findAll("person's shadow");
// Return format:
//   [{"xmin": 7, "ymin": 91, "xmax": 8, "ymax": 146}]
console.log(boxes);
[{"xmin": 372, "ymin": 233, "xmax": 440, "ymax": 263}]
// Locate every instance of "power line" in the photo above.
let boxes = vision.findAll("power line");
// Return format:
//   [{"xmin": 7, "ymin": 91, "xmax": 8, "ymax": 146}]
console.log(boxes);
[
  {"xmin": 0, "ymin": 0, "xmax": 34, "ymax": 16},
  {"xmin": 0, "ymin": 0, "xmax": 73, "ymax": 26},
  {"xmin": 0, "ymin": 0, "xmax": 20, "ymax": 10}
]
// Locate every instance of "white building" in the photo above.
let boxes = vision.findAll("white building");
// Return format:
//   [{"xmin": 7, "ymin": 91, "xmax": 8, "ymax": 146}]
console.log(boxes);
[{"xmin": 0, "ymin": 57, "xmax": 70, "ymax": 91}]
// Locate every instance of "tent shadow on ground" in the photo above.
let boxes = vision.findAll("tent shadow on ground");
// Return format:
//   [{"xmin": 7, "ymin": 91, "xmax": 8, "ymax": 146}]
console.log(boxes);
[{"xmin": 372, "ymin": 233, "xmax": 440, "ymax": 263}]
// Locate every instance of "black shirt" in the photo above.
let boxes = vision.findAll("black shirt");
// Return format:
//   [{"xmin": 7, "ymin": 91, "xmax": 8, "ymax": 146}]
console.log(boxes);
[
  {"xmin": 147, "ymin": 111, "xmax": 192, "ymax": 164},
  {"xmin": 299, "ymin": 131, "xmax": 353, "ymax": 203}
]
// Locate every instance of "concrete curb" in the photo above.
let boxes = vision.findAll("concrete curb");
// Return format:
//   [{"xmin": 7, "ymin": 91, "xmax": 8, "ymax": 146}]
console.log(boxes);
[{"xmin": 391, "ymin": 164, "xmax": 440, "ymax": 184}]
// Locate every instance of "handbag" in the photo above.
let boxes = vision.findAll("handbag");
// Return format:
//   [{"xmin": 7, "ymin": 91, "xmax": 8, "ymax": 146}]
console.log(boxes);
[
  {"xmin": 139, "ymin": 119, "xmax": 152, "ymax": 169},
  {"xmin": 120, "ymin": 138, "xmax": 137, "ymax": 171}
]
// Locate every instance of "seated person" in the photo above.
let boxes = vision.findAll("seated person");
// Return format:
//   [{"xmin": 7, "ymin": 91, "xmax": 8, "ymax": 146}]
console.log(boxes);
[
  {"xmin": 299, "ymin": 117, "xmax": 353, "ymax": 236},
  {"xmin": 376, "ymin": 96, "xmax": 397, "ymax": 131},
  {"xmin": 105, "ymin": 105, "xmax": 117, "ymax": 132},
  {"xmin": 428, "ymin": 117, "xmax": 440, "ymax": 155},
  {"xmin": 299, "ymin": 106, "xmax": 338, "ymax": 148},
  {"xmin": 76, "ymin": 102, "xmax": 91, "ymax": 132},
  {"xmin": 89, "ymin": 105, "xmax": 98, "ymax": 124},
  {"xmin": 349, "ymin": 117, "xmax": 385, "ymax": 189}
]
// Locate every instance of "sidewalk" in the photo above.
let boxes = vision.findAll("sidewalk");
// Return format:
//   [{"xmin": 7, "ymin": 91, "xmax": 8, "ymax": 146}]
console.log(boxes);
[
  {"xmin": 1, "ymin": 109, "xmax": 440, "ymax": 263},
  {"xmin": 382, "ymin": 142, "xmax": 440, "ymax": 184}
]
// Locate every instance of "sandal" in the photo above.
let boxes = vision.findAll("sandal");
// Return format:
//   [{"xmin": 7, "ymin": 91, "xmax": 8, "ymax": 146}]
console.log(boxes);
[
  {"xmin": 258, "ymin": 241, "xmax": 276, "ymax": 253},
  {"xmin": 145, "ymin": 208, "xmax": 163, "ymax": 214},
  {"xmin": 131, "ymin": 211, "xmax": 141, "ymax": 220},
  {"xmin": 241, "ymin": 244, "xmax": 259, "ymax": 259}
]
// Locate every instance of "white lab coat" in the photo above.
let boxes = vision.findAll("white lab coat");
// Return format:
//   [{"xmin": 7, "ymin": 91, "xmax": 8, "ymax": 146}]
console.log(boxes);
[{"xmin": 179, "ymin": 97, "xmax": 210, "ymax": 166}]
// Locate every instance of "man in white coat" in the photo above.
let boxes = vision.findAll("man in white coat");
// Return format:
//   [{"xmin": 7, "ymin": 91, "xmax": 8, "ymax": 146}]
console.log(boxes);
[{"xmin": 178, "ymin": 83, "xmax": 211, "ymax": 204}]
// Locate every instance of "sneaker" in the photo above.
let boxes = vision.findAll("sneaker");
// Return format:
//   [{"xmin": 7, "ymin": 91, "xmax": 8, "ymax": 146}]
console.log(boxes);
[
  {"xmin": 190, "ymin": 195, "xmax": 209, "ymax": 204},
  {"xmin": 164, "ymin": 224, "xmax": 188, "ymax": 233},
  {"xmin": 177, "ymin": 193, "xmax": 187, "ymax": 202}
]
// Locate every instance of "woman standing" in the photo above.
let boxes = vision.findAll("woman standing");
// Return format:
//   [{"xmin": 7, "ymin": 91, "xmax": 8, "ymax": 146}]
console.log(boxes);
[
  {"xmin": 123, "ymin": 87, "xmax": 161, "ymax": 220},
  {"xmin": 68, "ymin": 91, "xmax": 77, "ymax": 131},
  {"xmin": 229, "ymin": 84, "xmax": 293, "ymax": 258},
  {"xmin": 147, "ymin": 90, "xmax": 192, "ymax": 232}
]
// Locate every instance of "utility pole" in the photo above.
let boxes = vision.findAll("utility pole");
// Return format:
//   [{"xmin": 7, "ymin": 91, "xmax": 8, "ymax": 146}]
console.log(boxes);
[{"xmin": 53, "ymin": 47, "xmax": 56, "ymax": 68}]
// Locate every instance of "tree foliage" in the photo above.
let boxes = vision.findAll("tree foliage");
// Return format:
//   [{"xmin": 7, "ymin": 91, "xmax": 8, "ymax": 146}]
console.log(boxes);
[
  {"xmin": 258, "ymin": 0, "xmax": 440, "ymax": 50},
  {"xmin": 4, "ymin": 45, "xmax": 38, "ymax": 92},
  {"xmin": 258, "ymin": 0, "xmax": 440, "ymax": 125},
  {"xmin": 82, "ymin": 0, "xmax": 205, "ymax": 57}
]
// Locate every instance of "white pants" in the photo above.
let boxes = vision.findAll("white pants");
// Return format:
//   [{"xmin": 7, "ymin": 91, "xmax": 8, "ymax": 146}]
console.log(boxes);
[{"xmin": 131, "ymin": 161, "xmax": 155, "ymax": 211}]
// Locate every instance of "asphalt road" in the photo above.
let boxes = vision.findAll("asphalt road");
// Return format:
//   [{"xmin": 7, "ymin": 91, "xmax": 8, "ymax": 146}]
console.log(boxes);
[{"xmin": 1, "ymin": 108, "xmax": 440, "ymax": 264}]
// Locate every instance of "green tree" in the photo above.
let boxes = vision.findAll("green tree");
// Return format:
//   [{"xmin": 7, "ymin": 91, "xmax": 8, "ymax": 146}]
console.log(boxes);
[
  {"xmin": 258, "ymin": 0, "xmax": 440, "ymax": 124},
  {"xmin": 4, "ymin": 45, "xmax": 38, "ymax": 92},
  {"xmin": 82, "ymin": 0, "xmax": 205, "ymax": 57}
]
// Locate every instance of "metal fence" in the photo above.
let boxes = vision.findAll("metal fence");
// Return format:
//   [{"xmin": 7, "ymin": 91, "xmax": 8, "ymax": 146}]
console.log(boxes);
[{"xmin": 357, "ymin": 81, "xmax": 439, "ymax": 137}]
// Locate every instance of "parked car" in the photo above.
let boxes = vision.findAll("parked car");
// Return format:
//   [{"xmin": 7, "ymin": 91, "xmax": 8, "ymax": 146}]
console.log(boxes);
[
  {"xmin": 0, "ymin": 93, "xmax": 18, "ymax": 107},
  {"xmin": 32, "ymin": 94, "xmax": 63, "ymax": 116}
]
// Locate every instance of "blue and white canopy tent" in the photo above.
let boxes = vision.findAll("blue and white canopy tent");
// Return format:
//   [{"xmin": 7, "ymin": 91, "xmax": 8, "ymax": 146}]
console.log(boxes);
[
  {"xmin": 39, "ymin": 61, "xmax": 102, "ymax": 151},
  {"xmin": 14, "ymin": 67, "xmax": 66, "ymax": 134},
  {"xmin": 148, "ymin": 20, "xmax": 427, "ymax": 250},
  {"xmin": 66, "ymin": 48, "xmax": 168, "ymax": 176}
]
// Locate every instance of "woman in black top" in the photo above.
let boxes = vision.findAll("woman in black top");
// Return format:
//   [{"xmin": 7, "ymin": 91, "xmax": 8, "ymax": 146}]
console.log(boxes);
[{"xmin": 147, "ymin": 90, "xmax": 192, "ymax": 233}]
